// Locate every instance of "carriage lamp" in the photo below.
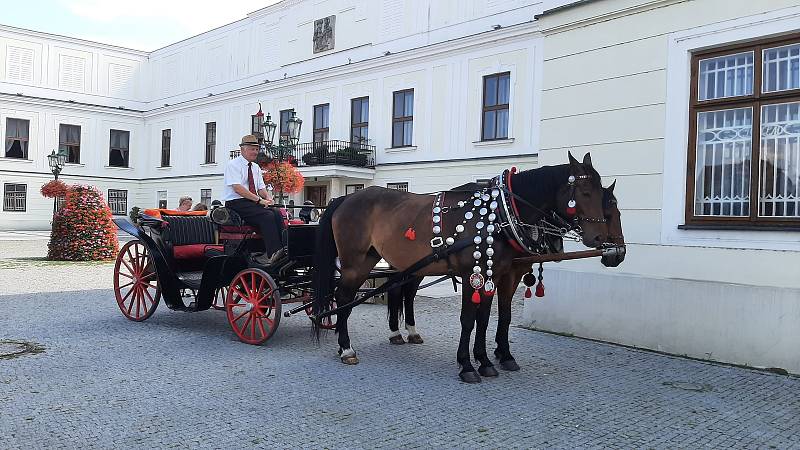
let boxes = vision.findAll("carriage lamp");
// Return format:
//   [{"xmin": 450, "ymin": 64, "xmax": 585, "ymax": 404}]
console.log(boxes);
[
  {"xmin": 287, "ymin": 110, "xmax": 303, "ymax": 146},
  {"xmin": 47, "ymin": 148, "xmax": 67, "ymax": 180},
  {"xmin": 263, "ymin": 112, "xmax": 277, "ymax": 146}
]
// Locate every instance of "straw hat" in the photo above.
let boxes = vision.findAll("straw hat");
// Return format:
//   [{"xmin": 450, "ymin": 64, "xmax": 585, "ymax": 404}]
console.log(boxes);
[{"xmin": 239, "ymin": 134, "xmax": 260, "ymax": 147}]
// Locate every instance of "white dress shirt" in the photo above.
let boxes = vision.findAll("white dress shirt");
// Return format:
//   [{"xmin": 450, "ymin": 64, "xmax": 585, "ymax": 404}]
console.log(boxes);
[{"xmin": 223, "ymin": 155, "xmax": 266, "ymax": 201}]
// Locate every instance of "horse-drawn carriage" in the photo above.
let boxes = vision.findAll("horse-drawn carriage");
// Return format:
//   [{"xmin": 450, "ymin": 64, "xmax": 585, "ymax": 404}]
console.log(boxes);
[{"xmin": 112, "ymin": 205, "xmax": 366, "ymax": 344}]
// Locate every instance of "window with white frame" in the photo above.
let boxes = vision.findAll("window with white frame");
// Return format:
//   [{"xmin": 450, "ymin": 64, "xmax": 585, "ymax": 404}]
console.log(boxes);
[
  {"xmin": 687, "ymin": 34, "xmax": 800, "ymax": 226},
  {"xmin": 108, "ymin": 189, "xmax": 128, "ymax": 215},
  {"xmin": 351, "ymin": 97, "xmax": 369, "ymax": 145},
  {"xmin": 392, "ymin": 89, "xmax": 413, "ymax": 148},
  {"xmin": 5, "ymin": 118, "xmax": 30, "ymax": 159},
  {"xmin": 482, "ymin": 72, "xmax": 510, "ymax": 141},
  {"xmin": 157, "ymin": 190, "xmax": 168, "ymax": 209},
  {"xmin": 205, "ymin": 122, "xmax": 216, "ymax": 164},
  {"xmin": 59, "ymin": 124, "xmax": 81, "ymax": 164},
  {"xmin": 387, "ymin": 182, "xmax": 408, "ymax": 192},
  {"xmin": 109, "ymin": 129, "xmax": 130, "ymax": 167},
  {"xmin": 345, "ymin": 184, "xmax": 364, "ymax": 195},
  {"xmin": 3, "ymin": 184, "xmax": 26, "ymax": 212},
  {"xmin": 200, "ymin": 189, "xmax": 212, "ymax": 207},
  {"xmin": 161, "ymin": 129, "xmax": 171, "ymax": 167}
]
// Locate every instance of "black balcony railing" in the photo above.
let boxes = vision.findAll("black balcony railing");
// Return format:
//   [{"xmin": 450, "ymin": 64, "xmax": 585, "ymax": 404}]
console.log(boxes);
[{"xmin": 229, "ymin": 140, "xmax": 376, "ymax": 169}]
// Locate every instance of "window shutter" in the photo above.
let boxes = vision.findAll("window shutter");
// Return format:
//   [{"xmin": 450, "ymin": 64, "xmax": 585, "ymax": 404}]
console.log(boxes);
[
  {"xmin": 6, "ymin": 46, "xmax": 34, "ymax": 82},
  {"xmin": 59, "ymin": 55, "xmax": 86, "ymax": 91}
]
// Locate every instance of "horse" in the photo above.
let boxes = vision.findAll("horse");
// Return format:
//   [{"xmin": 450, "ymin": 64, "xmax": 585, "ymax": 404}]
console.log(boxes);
[
  {"xmin": 312, "ymin": 152, "xmax": 610, "ymax": 382},
  {"xmin": 385, "ymin": 182, "xmax": 625, "ymax": 380}
]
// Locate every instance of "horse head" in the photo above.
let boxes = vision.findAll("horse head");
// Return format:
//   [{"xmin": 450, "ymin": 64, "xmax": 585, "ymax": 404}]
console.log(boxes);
[
  {"xmin": 560, "ymin": 152, "xmax": 608, "ymax": 248},
  {"xmin": 600, "ymin": 180, "xmax": 626, "ymax": 267}
]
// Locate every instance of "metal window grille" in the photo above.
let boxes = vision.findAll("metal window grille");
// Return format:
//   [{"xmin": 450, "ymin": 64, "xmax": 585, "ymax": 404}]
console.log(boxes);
[
  {"xmin": 5, "ymin": 118, "xmax": 30, "ymax": 159},
  {"xmin": 200, "ymin": 189, "xmax": 212, "ymax": 207},
  {"xmin": 688, "ymin": 34, "xmax": 800, "ymax": 225},
  {"xmin": 108, "ymin": 189, "xmax": 128, "ymax": 215},
  {"xmin": 157, "ymin": 190, "xmax": 168, "ymax": 209},
  {"xmin": 109, "ymin": 129, "xmax": 130, "ymax": 167},
  {"xmin": 205, "ymin": 122, "xmax": 216, "ymax": 164},
  {"xmin": 391, "ymin": 90, "xmax": 413, "ymax": 148},
  {"xmin": 161, "ymin": 129, "xmax": 171, "ymax": 167},
  {"xmin": 3, "ymin": 183, "xmax": 26, "ymax": 212},
  {"xmin": 482, "ymin": 72, "xmax": 510, "ymax": 141},
  {"xmin": 59, "ymin": 124, "xmax": 81, "ymax": 164},
  {"xmin": 387, "ymin": 182, "xmax": 408, "ymax": 192}
]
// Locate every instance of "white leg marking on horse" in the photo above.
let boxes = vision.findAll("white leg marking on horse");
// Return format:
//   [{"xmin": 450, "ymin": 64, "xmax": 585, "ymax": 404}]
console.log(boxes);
[
  {"xmin": 405, "ymin": 325, "xmax": 418, "ymax": 336},
  {"xmin": 340, "ymin": 347, "xmax": 356, "ymax": 358},
  {"xmin": 389, "ymin": 330, "xmax": 401, "ymax": 338}
]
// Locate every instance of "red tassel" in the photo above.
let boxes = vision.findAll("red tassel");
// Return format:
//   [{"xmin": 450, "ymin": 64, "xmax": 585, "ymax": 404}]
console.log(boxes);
[
  {"xmin": 524, "ymin": 287, "xmax": 532, "ymax": 298},
  {"xmin": 471, "ymin": 290, "xmax": 481, "ymax": 304},
  {"xmin": 566, "ymin": 206, "xmax": 577, "ymax": 216},
  {"xmin": 483, "ymin": 289, "xmax": 494, "ymax": 297},
  {"xmin": 535, "ymin": 281, "xmax": 545, "ymax": 297},
  {"xmin": 404, "ymin": 227, "xmax": 416, "ymax": 241}
]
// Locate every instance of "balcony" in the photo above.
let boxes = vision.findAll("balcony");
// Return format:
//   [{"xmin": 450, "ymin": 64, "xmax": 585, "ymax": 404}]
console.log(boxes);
[{"xmin": 230, "ymin": 140, "xmax": 376, "ymax": 169}]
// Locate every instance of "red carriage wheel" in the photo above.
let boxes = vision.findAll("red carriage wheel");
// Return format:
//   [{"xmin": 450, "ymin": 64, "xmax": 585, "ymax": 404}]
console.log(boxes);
[
  {"xmin": 212, "ymin": 286, "xmax": 227, "ymax": 311},
  {"xmin": 305, "ymin": 296, "xmax": 337, "ymax": 330},
  {"xmin": 114, "ymin": 240, "xmax": 161, "ymax": 322},
  {"xmin": 226, "ymin": 268, "xmax": 281, "ymax": 345}
]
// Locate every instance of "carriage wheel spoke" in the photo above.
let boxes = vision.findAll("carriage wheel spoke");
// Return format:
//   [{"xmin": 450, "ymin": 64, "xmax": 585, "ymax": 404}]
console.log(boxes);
[
  {"xmin": 117, "ymin": 271, "xmax": 134, "ymax": 280},
  {"xmin": 257, "ymin": 317, "xmax": 267, "ymax": 338},
  {"xmin": 142, "ymin": 286, "xmax": 155, "ymax": 308},
  {"xmin": 232, "ymin": 308, "xmax": 250, "ymax": 323},
  {"xmin": 120, "ymin": 257, "xmax": 136, "ymax": 277},
  {"xmin": 230, "ymin": 287, "xmax": 248, "ymax": 304}
]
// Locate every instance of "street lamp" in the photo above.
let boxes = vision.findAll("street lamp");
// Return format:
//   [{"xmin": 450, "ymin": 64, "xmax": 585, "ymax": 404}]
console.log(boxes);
[
  {"xmin": 47, "ymin": 148, "xmax": 67, "ymax": 213},
  {"xmin": 259, "ymin": 107, "xmax": 303, "ymax": 206}
]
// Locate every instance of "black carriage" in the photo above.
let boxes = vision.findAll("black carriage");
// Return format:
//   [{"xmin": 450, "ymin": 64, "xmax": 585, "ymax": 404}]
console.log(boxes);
[{"xmin": 112, "ymin": 206, "xmax": 345, "ymax": 345}]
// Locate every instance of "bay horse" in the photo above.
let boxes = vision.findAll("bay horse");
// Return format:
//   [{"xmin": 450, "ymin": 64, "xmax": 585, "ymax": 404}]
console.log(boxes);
[
  {"xmin": 386, "ymin": 182, "xmax": 625, "ymax": 381},
  {"xmin": 312, "ymin": 153, "xmax": 609, "ymax": 382}
]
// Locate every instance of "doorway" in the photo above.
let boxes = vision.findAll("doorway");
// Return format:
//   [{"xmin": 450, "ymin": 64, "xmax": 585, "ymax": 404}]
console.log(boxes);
[{"xmin": 305, "ymin": 186, "xmax": 328, "ymax": 207}]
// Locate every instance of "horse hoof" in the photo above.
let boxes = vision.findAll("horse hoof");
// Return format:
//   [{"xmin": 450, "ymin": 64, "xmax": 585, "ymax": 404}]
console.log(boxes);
[
  {"xmin": 407, "ymin": 334, "xmax": 424, "ymax": 344},
  {"xmin": 478, "ymin": 365, "xmax": 499, "ymax": 377},
  {"xmin": 499, "ymin": 359, "xmax": 520, "ymax": 371},
  {"xmin": 459, "ymin": 371, "xmax": 482, "ymax": 384},
  {"xmin": 389, "ymin": 335, "xmax": 405, "ymax": 345},
  {"xmin": 341, "ymin": 355, "xmax": 360, "ymax": 365}
]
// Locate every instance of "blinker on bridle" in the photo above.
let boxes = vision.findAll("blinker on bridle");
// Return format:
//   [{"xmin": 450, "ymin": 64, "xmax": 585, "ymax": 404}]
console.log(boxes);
[{"xmin": 565, "ymin": 174, "xmax": 606, "ymax": 224}]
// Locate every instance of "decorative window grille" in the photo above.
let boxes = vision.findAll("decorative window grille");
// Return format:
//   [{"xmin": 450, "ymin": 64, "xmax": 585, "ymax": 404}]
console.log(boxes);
[
  {"xmin": 351, "ymin": 97, "xmax": 369, "ymax": 145},
  {"xmin": 392, "ymin": 89, "xmax": 414, "ymax": 148},
  {"xmin": 345, "ymin": 184, "xmax": 364, "ymax": 195},
  {"xmin": 687, "ymin": 34, "xmax": 800, "ymax": 225},
  {"xmin": 5, "ymin": 118, "xmax": 30, "ymax": 159},
  {"xmin": 387, "ymin": 182, "xmax": 408, "ymax": 192},
  {"xmin": 109, "ymin": 130, "xmax": 130, "ymax": 167},
  {"xmin": 161, "ymin": 129, "xmax": 171, "ymax": 167},
  {"xmin": 200, "ymin": 189, "xmax": 212, "ymax": 207},
  {"xmin": 59, "ymin": 54, "xmax": 85, "ymax": 91},
  {"xmin": 6, "ymin": 46, "xmax": 34, "ymax": 82},
  {"xmin": 313, "ymin": 104, "xmax": 330, "ymax": 143},
  {"xmin": 157, "ymin": 191, "xmax": 168, "ymax": 209},
  {"xmin": 59, "ymin": 124, "xmax": 81, "ymax": 164},
  {"xmin": 482, "ymin": 72, "xmax": 511, "ymax": 140},
  {"xmin": 205, "ymin": 122, "xmax": 216, "ymax": 164},
  {"xmin": 3, "ymin": 184, "xmax": 27, "ymax": 212},
  {"xmin": 108, "ymin": 189, "xmax": 128, "ymax": 215}
]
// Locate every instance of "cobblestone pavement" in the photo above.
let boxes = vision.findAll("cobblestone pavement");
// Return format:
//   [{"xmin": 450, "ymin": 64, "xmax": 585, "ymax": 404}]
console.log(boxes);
[{"xmin": 1, "ymin": 281, "xmax": 799, "ymax": 449}]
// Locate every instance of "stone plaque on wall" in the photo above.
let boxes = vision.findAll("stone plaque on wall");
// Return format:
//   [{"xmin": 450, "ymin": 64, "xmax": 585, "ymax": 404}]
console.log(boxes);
[{"xmin": 313, "ymin": 15, "xmax": 335, "ymax": 54}]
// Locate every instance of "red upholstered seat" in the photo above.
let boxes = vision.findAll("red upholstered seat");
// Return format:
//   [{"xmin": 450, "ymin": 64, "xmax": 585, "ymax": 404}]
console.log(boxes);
[{"xmin": 173, "ymin": 244, "xmax": 225, "ymax": 260}]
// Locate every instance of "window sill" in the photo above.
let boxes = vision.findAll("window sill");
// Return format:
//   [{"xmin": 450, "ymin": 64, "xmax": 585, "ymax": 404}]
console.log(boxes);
[
  {"xmin": 678, "ymin": 223, "xmax": 800, "ymax": 232},
  {"xmin": 472, "ymin": 138, "xmax": 514, "ymax": 147},
  {"xmin": 200, "ymin": 163, "xmax": 218, "ymax": 167},
  {"xmin": 0, "ymin": 157, "xmax": 33, "ymax": 163},
  {"xmin": 156, "ymin": 166, "xmax": 172, "ymax": 170},
  {"xmin": 104, "ymin": 166, "xmax": 133, "ymax": 170},
  {"xmin": 385, "ymin": 146, "xmax": 417, "ymax": 153}
]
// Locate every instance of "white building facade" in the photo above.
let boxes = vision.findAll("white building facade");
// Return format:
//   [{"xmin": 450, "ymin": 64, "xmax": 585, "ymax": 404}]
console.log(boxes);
[{"xmin": 1, "ymin": 0, "xmax": 798, "ymax": 373}]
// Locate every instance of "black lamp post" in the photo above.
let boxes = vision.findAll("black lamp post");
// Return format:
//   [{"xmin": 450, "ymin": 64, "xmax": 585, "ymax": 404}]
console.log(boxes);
[
  {"xmin": 47, "ymin": 148, "xmax": 67, "ymax": 213},
  {"xmin": 260, "ymin": 109, "xmax": 302, "ymax": 205}
]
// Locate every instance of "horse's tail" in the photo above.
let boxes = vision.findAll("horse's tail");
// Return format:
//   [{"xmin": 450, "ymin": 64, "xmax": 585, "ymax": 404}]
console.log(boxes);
[{"xmin": 312, "ymin": 195, "xmax": 348, "ymax": 338}]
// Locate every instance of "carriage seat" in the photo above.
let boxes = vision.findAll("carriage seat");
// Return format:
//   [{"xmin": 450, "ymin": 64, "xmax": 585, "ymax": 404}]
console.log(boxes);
[{"xmin": 157, "ymin": 212, "xmax": 224, "ymax": 260}]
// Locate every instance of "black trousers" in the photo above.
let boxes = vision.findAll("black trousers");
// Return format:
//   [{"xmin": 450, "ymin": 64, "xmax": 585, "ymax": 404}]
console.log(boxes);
[{"xmin": 225, "ymin": 199, "xmax": 285, "ymax": 256}]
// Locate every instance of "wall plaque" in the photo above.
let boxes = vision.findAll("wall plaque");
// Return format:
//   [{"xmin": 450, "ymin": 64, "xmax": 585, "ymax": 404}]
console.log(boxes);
[{"xmin": 313, "ymin": 15, "xmax": 336, "ymax": 53}]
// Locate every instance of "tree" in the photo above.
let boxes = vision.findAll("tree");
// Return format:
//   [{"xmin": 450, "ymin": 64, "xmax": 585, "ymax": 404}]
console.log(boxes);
[{"xmin": 47, "ymin": 185, "xmax": 119, "ymax": 261}]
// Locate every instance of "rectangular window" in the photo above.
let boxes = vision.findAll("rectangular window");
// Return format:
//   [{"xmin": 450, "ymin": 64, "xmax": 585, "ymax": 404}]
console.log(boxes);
[
  {"xmin": 351, "ymin": 97, "xmax": 369, "ymax": 144},
  {"xmin": 3, "ymin": 183, "xmax": 26, "ymax": 212},
  {"xmin": 482, "ymin": 72, "xmax": 511, "ymax": 141},
  {"xmin": 687, "ymin": 34, "xmax": 800, "ymax": 225},
  {"xmin": 109, "ymin": 129, "xmax": 130, "ymax": 167},
  {"xmin": 4, "ymin": 118, "xmax": 30, "ymax": 159},
  {"xmin": 392, "ymin": 89, "xmax": 414, "ymax": 148},
  {"xmin": 205, "ymin": 122, "xmax": 216, "ymax": 164},
  {"xmin": 280, "ymin": 109, "xmax": 294, "ymax": 143},
  {"xmin": 108, "ymin": 189, "xmax": 127, "ymax": 215},
  {"xmin": 345, "ymin": 184, "xmax": 364, "ymax": 195},
  {"xmin": 387, "ymin": 182, "xmax": 408, "ymax": 192},
  {"xmin": 59, "ymin": 124, "xmax": 81, "ymax": 164},
  {"xmin": 313, "ymin": 104, "xmax": 330, "ymax": 143},
  {"xmin": 161, "ymin": 129, "xmax": 171, "ymax": 167},
  {"xmin": 200, "ymin": 188, "xmax": 212, "ymax": 207},
  {"xmin": 157, "ymin": 190, "xmax": 168, "ymax": 209}
]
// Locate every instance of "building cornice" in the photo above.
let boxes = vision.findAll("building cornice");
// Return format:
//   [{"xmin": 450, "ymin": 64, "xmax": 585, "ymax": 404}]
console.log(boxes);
[
  {"xmin": 0, "ymin": 92, "xmax": 144, "ymax": 117},
  {"xmin": 537, "ymin": 0, "xmax": 689, "ymax": 35},
  {"xmin": 0, "ymin": 23, "xmax": 149, "ymax": 56}
]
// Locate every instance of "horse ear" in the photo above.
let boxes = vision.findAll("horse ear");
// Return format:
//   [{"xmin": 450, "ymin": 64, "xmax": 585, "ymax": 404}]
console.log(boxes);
[
  {"xmin": 582, "ymin": 152, "xmax": 593, "ymax": 167},
  {"xmin": 608, "ymin": 179, "xmax": 616, "ymax": 193},
  {"xmin": 568, "ymin": 151, "xmax": 580, "ymax": 167}
]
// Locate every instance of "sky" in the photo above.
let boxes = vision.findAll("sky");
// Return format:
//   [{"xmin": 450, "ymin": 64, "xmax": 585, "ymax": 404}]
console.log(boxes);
[{"xmin": 1, "ymin": 0, "xmax": 282, "ymax": 51}]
